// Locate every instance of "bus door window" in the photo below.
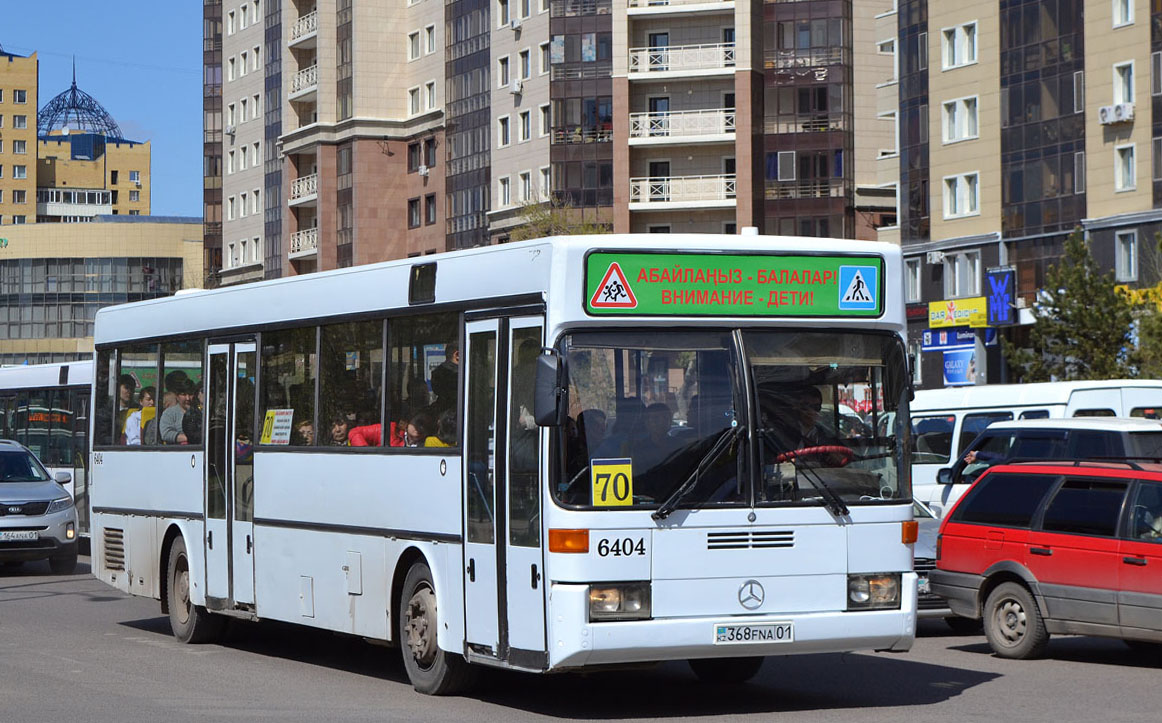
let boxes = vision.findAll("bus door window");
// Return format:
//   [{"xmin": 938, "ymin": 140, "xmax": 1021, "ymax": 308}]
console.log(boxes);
[
  {"xmin": 509, "ymin": 325, "xmax": 541, "ymax": 547},
  {"xmin": 94, "ymin": 349, "xmax": 115, "ymax": 446},
  {"xmin": 235, "ymin": 350, "xmax": 256, "ymax": 521},
  {"xmin": 206, "ymin": 352, "xmax": 229, "ymax": 520},
  {"xmin": 466, "ymin": 330, "xmax": 497, "ymax": 542}
]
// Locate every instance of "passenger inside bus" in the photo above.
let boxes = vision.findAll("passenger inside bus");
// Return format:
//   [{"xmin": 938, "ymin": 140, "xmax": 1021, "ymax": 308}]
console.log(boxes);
[
  {"xmin": 424, "ymin": 409, "xmax": 458, "ymax": 447},
  {"xmin": 160, "ymin": 379, "xmax": 195, "ymax": 445},
  {"xmin": 327, "ymin": 414, "xmax": 350, "ymax": 446},
  {"xmin": 124, "ymin": 386, "xmax": 156, "ymax": 446},
  {"xmin": 405, "ymin": 412, "xmax": 435, "ymax": 447},
  {"xmin": 293, "ymin": 419, "xmax": 314, "ymax": 446}
]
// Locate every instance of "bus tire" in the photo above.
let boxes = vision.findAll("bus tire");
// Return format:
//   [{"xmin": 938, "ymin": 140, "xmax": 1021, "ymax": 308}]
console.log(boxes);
[
  {"xmin": 688, "ymin": 656, "xmax": 764, "ymax": 684},
  {"xmin": 167, "ymin": 536, "xmax": 225, "ymax": 644},
  {"xmin": 49, "ymin": 549, "xmax": 78, "ymax": 575},
  {"xmin": 398, "ymin": 561, "xmax": 476, "ymax": 695},
  {"xmin": 983, "ymin": 582, "xmax": 1048, "ymax": 659}
]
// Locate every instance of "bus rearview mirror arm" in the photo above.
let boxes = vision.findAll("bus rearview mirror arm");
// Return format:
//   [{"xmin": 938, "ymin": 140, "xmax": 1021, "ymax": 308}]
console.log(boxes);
[{"xmin": 534, "ymin": 351, "xmax": 566, "ymax": 427}]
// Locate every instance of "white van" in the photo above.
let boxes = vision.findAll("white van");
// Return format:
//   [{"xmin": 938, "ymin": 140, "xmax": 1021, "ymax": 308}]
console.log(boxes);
[{"xmin": 910, "ymin": 380, "xmax": 1162, "ymax": 515}]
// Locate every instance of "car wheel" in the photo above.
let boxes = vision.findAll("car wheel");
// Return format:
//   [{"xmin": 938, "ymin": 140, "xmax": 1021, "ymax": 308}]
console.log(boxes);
[
  {"xmin": 944, "ymin": 616, "xmax": 983, "ymax": 634},
  {"xmin": 49, "ymin": 550, "xmax": 77, "ymax": 575},
  {"xmin": 688, "ymin": 656, "xmax": 765, "ymax": 684},
  {"xmin": 398, "ymin": 561, "xmax": 477, "ymax": 695},
  {"xmin": 983, "ymin": 582, "xmax": 1049, "ymax": 659},
  {"xmin": 167, "ymin": 536, "xmax": 225, "ymax": 644}
]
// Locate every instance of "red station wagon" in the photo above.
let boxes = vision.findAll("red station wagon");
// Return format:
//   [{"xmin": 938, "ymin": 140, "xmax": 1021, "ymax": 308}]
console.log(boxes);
[{"xmin": 929, "ymin": 461, "xmax": 1162, "ymax": 659}]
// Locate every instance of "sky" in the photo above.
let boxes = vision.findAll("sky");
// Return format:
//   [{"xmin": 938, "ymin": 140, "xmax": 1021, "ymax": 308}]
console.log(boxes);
[{"xmin": 4, "ymin": 2, "xmax": 203, "ymax": 218}]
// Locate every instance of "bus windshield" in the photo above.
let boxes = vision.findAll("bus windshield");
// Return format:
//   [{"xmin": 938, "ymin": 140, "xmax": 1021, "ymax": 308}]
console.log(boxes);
[{"xmin": 555, "ymin": 329, "xmax": 910, "ymax": 510}]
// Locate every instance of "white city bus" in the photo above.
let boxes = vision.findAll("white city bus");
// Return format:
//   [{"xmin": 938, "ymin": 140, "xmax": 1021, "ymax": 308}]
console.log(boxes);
[
  {"xmin": 90, "ymin": 235, "xmax": 916, "ymax": 694},
  {"xmin": 0, "ymin": 361, "xmax": 92, "ymax": 535}
]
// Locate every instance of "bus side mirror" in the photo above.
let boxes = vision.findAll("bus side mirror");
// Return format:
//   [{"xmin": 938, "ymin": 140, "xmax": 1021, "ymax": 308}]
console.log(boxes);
[
  {"xmin": 937, "ymin": 468, "xmax": 953, "ymax": 485},
  {"xmin": 534, "ymin": 352, "xmax": 565, "ymax": 427}
]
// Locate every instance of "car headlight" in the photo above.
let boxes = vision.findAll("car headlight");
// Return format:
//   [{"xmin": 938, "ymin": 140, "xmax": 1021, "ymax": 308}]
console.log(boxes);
[
  {"xmin": 588, "ymin": 582, "xmax": 651, "ymax": 622},
  {"xmin": 46, "ymin": 496, "xmax": 74, "ymax": 514},
  {"xmin": 847, "ymin": 573, "xmax": 901, "ymax": 610}
]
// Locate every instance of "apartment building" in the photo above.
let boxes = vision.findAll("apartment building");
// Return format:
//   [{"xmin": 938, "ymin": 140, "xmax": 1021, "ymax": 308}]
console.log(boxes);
[
  {"xmin": 205, "ymin": 0, "xmax": 896, "ymax": 283},
  {"xmin": 0, "ymin": 49, "xmax": 38, "ymax": 226},
  {"xmin": 891, "ymin": 0, "xmax": 1162, "ymax": 389}
]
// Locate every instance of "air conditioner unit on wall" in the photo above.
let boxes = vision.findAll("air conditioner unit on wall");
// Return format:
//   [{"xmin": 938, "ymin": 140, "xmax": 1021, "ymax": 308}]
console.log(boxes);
[
  {"xmin": 418, "ymin": 164, "xmax": 430, "ymax": 177},
  {"xmin": 510, "ymin": 79, "xmax": 523, "ymax": 94},
  {"xmin": 225, "ymin": 124, "xmax": 237, "ymax": 136},
  {"xmin": 510, "ymin": 17, "xmax": 522, "ymax": 30},
  {"xmin": 926, "ymin": 251, "xmax": 945, "ymax": 264},
  {"xmin": 1098, "ymin": 105, "xmax": 1115, "ymax": 125},
  {"xmin": 1115, "ymin": 102, "xmax": 1135, "ymax": 122}
]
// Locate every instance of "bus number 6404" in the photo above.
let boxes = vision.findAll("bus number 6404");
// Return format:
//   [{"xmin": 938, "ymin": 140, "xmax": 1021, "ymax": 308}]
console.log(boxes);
[{"xmin": 597, "ymin": 537, "xmax": 646, "ymax": 557}]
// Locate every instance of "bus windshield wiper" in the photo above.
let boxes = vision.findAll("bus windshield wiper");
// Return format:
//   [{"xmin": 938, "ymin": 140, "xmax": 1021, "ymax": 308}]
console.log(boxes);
[
  {"xmin": 758, "ymin": 429, "xmax": 849, "ymax": 518},
  {"xmin": 653, "ymin": 424, "xmax": 744, "ymax": 521}
]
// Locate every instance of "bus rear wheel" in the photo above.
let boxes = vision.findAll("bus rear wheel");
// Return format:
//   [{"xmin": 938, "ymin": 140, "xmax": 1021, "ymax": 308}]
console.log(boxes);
[
  {"xmin": 167, "ymin": 536, "xmax": 225, "ymax": 644},
  {"xmin": 688, "ymin": 656, "xmax": 765, "ymax": 684},
  {"xmin": 398, "ymin": 561, "xmax": 476, "ymax": 695}
]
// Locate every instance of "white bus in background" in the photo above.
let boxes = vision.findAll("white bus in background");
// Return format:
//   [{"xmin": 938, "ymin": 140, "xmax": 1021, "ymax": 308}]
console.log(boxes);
[
  {"xmin": 0, "ymin": 361, "xmax": 92, "ymax": 535},
  {"xmin": 90, "ymin": 235, "xmax": 917, "ymax": 694},
  {"xmin": 911, "ymin": 379, "xmax": 1162, "ymax": 515}
]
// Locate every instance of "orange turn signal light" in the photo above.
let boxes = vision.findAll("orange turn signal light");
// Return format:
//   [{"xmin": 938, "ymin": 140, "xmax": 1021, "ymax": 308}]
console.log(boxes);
[
  {"xmin": 549, "ymin": 528, "xmax": 589, "ymax": 553},
  {"xmin": 901, "ymin": 520, "xmax": 918, "ymax": 545}
]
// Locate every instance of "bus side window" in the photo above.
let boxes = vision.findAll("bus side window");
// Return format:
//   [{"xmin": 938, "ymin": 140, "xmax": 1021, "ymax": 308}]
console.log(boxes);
[
  {"xmin": 260, "ymin": 328, "xmax": 318, "ymax": 446},
  {"xmin": 160, "ymin": 341, "xmax": 204, "ymax": 446},
  {"xmin": 94, "ymin": 349, "xmax": 116, "ymax": 446},
  {"xmin": 319, "ymin": 320, "xmax": 384, "ymax": 446},
  {"xmin": 118, "ymin": 344, "xmax": 159, "ymax": 447},
  {"xmin": 388, "ymin": 313, "xmax": 459, "ymax": 449}
]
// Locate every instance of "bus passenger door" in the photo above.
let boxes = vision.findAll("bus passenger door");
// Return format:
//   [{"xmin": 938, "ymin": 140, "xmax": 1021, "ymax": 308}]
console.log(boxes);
[
  {"xmin": 463, "ymin": 319, "xmax": 501, "ymax": 655},
  {"xmin": 205, "ymin": 340, "xmax": 257, "ymax": 608},
  {"xmin": 504, "ymin": 317, "xmax": 547, "ymax": 663}
]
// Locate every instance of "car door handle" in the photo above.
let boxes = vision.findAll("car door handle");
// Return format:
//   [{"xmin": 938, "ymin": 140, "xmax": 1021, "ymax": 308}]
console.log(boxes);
[
  {"xmin": 1030, "ymin": 547, "xmax": 1052, "ymax": 556},
  {"xmin": 207, "ymin": 530, "xmax": 213, "ymax": 550},
  {"xmin": 531, "ymin": 563, "xmax": 540, "ymax": 590},
  {"xmin": 1124, "ymin": 556, "xmax": 1148, "ymax": 566},
  {"xmin": 467, "ymin": 558, "xmax": 476, "ymax": 582},
  {"xmin": 246, "ymin": 534, "xmax": 252, "ymax": 554}
]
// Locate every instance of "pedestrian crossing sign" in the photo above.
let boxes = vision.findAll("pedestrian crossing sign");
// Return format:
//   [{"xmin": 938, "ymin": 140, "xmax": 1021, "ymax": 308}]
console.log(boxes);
[
  {"xmin": 589, "ymin": 262, "xmax": 638, "ymax": 309},
  {"xmin": 838, "ymin": 265, "xmax": 877, "ymax": 311}
]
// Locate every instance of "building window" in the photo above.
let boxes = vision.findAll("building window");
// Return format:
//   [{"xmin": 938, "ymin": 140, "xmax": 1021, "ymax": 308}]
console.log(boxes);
[
  {"xmin": 129, "ymin": 170, "xmax": 140, "ymax": 183},
  {"xmin": 1155, "ymin": 138, "xmax": 1162, "ymax": 181},
  {"xmin": 1116, "ymin": 144, "xmax": 1136, "ymax": 191},
  {"xmin": 498, "ymin": 0, "xmax": 510, "ymax": 25},
  {"xmin": 253, "ymin": 189, "xmax": 261, "ymax": 214},
  {"xmin": 943, "ymin": 172, "xmax": 980, "ymax": 218},
  {"xmin": 498, "ymin": 116, "xmax": 511, "ymax": 147},
  {"xmin": 11, "ymin": 215, "xmax": 25, "ymax": 224},
  {"xmin": 13, "ymin": 90, "xmax": 26, "ymax": 104},
  {"xmin": 240, "ymin": 52, "xmax": 248, "ymax": 77},
  {"xmin": 228, "ymin": 57, "xmax": 236, "ymax": 81},
  {"xmin": 409, "ymin": 31, "xmax": 421, "ymax": 61},
  {"xmin": 539, "ymin": 104, "xmax": 551, "ymax": 136},
  {"xmin": 12, "ymin": 165, "xmax": 26, "ymax": 180},
  {"xmin": 540, "ymin": 42, "xmax": 551, "ymax": 74},
  {"xmin": 425, "ymin": 194, "xmax": 437, "ymax": 225},
  {"xmin": 1114, "ymin": 0, "xmax": 1134, "ymax": 27},
  {"xmin": 519, "ymin": 171, "xmax": 531, "ymax": 202},
  {"xmin": 499, "ymin": 176, "xmax": 511, "ymax": 206},
  {"xmin": 425, "ymin": 25, "xmax": 436, "ymax": 54},
  {"xmin": 130, "ymin": 190, "xmax": 140, "ymax": 202},
  {"xmin": 498, "ymin": 56, "xmax": 510, "ymax": 87},
  {"xmin": 426, "ymin": 81, "xmax": 437, "ymax": 110},
  {"xmin": 12, "ymin": 140, "xmax": 25, "ymax": 155},
  {"xmin": 12, "ymin": 115, "xmax": 24, "ymax": 130},
  {"xmin": 252, "ymin": 94, "xmax": 260, "ymax": 119},
  {"xmin": 1075, "ymin": 151, "xmax": 1086, "ymax": 193},
  {"xmin": 253, "ymin": 46, "xmax": 261, "ymax": 71},
  {"xmin": 227, "ymin": 10, "xmax": 235, "ymax": 34},
  {"xmin": 228, "ymin": 196, "xmax": 236, "ymax": 220},
  {"xmin": 519, "ymin": 49, "xmax": 531, "ymax": 79},
  {"xmin": 1116, "ymin": 230, "xmax": 1138, "ymax": 281},
  {"xmin": 240, "ymin": 98, "xmax": 248, "ymax": 121},
  {"xmin": 228, "ymin": 150, "xmax": 236, "ymax": 174},
  {"xmin": 943, "ymin": 250, "xmax": 981, "ymax": 298},
  {"xmin": 12, "ymin": 190, "xmax": 25, "ymax": 204},
  {"xmin": 408, "ymin": 142, "xmax": 421, "ymax": 172},
  {"xmin": 240, "ymin": 3, "xmax": 248, "ymax": 28},
  {"xmin": 408, "ymin": 198, "xmax": 421, "ymax": 229},
  {"xmin": 942, "ymin": 96, "xmax": 978, "ymax": 142},
  {"xmin": 1115, "ymin": 62, "xmax": 1135, "ymax": 105},
  {"xmin": 909, "ymin": 340, "xmax": 922, "ymax": 386},
  {"xmin": 777, "ymin": 151, "xmax": 795, "ymax": 181},
  {"xmin": 240, "ymin": 192, "xmax": 248, "ymax": 218},
  {"xmin": 917, "ymin": 32, "xmax": 927, "ymax": 71},
  {"xmin": 540, "ymin": 166, "xmax": 551, "ymax": 197},
  {"xmin": 227, "ymin": 103, "xmax": 236, "ymax": 126},
  {"xmin": 1074, "ymin": 71, "xmax": 1086, "ymax": 112},
  {"xmin": 519, "ymin": 110, "xmax": 531, "ymax": 142},
  {"xmin": 409, "ymin": 87, "xmax": 421, "ymax": 115},
  {"xmin": 424, "ymin": 138, "xmax": 436, "ymax": 167},
  {"xmin": 905, "ymin": 258, "xmax": 922, "ymax": 303},
  {"xmin": 239, "ymin": 149, "xmax": 248, "ymax": 171},
  {"xmin": 942, "ymin": 22, "xmax": 977, "ymax": 69},
  {"xmin": 253, "ymin": 142, "xmax": 261, "ymax": 166}
]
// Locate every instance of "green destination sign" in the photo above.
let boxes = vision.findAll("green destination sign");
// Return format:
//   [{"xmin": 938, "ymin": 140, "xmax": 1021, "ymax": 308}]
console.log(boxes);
[{"xmin": 584, "ymin": 252, "xmax": 884, "ymax": 317}]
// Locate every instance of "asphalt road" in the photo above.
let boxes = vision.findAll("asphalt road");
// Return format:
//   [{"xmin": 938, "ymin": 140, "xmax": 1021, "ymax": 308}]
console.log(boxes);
[{"xmin": 2, "ymin": 557, "xmax": 1161, "ymax": 722}]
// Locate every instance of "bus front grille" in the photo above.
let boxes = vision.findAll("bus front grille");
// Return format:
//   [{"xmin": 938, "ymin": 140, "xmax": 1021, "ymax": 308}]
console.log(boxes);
[
  {"xmin": 103, "ymin": 528, "xmax": 125, "ymax": 571},
  {"xmin": 707, "ymin": 530, "xmax": 794, "ymax": 550}
]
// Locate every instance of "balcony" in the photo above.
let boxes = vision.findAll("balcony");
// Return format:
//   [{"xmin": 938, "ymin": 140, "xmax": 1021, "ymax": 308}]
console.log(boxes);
[
  {"xmin": 550, "ymin": 0, "xmax": 611, "ymax": 15},
  {"xmin": 629, "ymin": 108, "xmax": 735, "ymax": 145},
  {"xmin": 289, "ymin": 227, "xmax": 319, "ymax": 259},
  {"xmin": 764, "ymin": 47, "xmax": 850, "ymax": 71},
  {"xmin": 551, "ymin": 126, "xmax": 614, "ymax": 144},
  {"xmin": 628, "ymin": 42, "xmax": 735, "ymax": 79},
  {"xmin": 289, "ymin": 173, "xmax": 319, "ymax": 206},
  {"xmin": 629, "ymin": 174, "xmax": 737, "ymax": 210},
  {"xmin": 35, "ymin": 188, "xmax": 112, "ymax": 218},
  {"xmin": 289, "ymin": 64, "xmax": 318, "ymax": 102},
  {"xmin": 626, "ymin": 0, "xmax": 733, "ymax": 16},
  {"xmin": 764, "ymin": 179, "xmax": 850, "ymax": 201},
  {"xmin": 289, "ymin": 10, "xmax": 318, "ymax": 49}
]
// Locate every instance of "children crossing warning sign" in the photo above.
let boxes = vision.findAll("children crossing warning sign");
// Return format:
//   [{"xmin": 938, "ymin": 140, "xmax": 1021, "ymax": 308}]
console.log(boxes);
[
  {"xmin": 838, "ymin": 265, "xmax": 877, "ymax": 311},
  {"xmin": 589, "ymin": 262, "xmax": 638, "ymax": 309}
]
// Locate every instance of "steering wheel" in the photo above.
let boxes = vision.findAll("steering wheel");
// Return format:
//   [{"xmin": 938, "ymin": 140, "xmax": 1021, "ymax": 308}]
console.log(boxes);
[{"xmin": 775, "ymin": 445, "xmax": 854, "ymax": 466}]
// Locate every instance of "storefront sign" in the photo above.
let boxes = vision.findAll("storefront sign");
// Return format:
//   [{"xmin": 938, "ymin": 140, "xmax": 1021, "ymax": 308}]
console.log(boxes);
[
  {"xmin": 986, "ymin": 267, "xmax": 1016, "ymax": 326},
  {"xmin": 929, "ymin": 297, "xmax": 987, "ymax": 328}
]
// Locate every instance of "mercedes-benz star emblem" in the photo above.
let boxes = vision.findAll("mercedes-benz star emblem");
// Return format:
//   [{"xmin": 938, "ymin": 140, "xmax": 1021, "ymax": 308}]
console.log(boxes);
[{"xmin": 738, "ymin": 579, "xmax": 764, "ymax": 610}]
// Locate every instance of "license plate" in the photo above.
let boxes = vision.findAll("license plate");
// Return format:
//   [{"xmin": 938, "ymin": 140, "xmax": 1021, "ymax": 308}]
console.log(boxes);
[
  {"xmin": 0, "ymin": 530, "xmax": 37, "ymax": 542},
  {"xmin": 918, "ymin": 576, "xmax": 931, "ymax": 595},
  {"xmin": 714, "ymin": 622, "xmax": 793, "ymax": 645}
]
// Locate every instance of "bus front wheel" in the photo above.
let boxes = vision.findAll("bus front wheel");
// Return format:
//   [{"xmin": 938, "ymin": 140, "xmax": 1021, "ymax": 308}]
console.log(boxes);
[
  {"xmin": 166, "ymin": 536, "xmax": 225, "ymax": 644},
  {"xmin": 688, "ymin": 656, "xmax": 765, "ymax": 684},
  {"xmin": 398, "ymin": 561, "xmax": 476, "ymax": 695}
]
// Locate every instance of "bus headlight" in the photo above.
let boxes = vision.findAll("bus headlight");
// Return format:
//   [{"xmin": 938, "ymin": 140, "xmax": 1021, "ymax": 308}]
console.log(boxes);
[
  {"xmin": 46, "ymin": 496, "xmax": 74, "ymax": 514},
  {"xmin": 847, "ymin": 573, "xmax": 901, "ymax": 610},
  {"xmin": 588, "ymin": 582, "xmax": 651, "ymax": 622}
]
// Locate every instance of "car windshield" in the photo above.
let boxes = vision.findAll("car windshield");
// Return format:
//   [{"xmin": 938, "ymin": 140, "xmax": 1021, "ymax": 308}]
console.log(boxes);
[
  {"xmin": 554, "ymin": 329, "xmax": 910, "ymax": 510},
  {"xmin": 0, "ymin": 449, "xmax": 50, "ymax": 483}
]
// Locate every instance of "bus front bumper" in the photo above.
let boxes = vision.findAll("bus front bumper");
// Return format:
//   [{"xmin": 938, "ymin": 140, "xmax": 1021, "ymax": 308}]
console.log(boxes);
[{"xmin": 547, "ymin": 579, "xmax": 917, "ymax": 669}]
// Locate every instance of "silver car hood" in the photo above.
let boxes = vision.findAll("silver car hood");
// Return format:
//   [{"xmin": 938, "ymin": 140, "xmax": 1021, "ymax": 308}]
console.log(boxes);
[{"xmin": 0, "ymin": 480, "xmax": 66, "ymax": 503}]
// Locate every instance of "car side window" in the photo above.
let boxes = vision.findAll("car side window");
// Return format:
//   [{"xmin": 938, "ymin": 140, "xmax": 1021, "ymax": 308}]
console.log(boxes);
[
  {"xmin": 958, "ymin": 412, "xmax": 1013, "ymax": 456},
  {"xmin": 1009, "ymin": 432, "xmax": 1067, "ymax": 460},
  {"xmin": 1019, "ymin": 409, "xmax": 1049, "ymax": 419},
  {"xmin": 1067, "ymin": 430, "xmax": 1121, "ymax": 460},
  {"xmin": 1040, "ymin": 477, "xmax": 1128, "ymax": 537},
  {"xmin": 1129, "ymin": 481, "xmax": 1162, "ymax": 542},
  {"xmin": 952, "ymin": 472, "xmax": 1058, "ymax": 528}
]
